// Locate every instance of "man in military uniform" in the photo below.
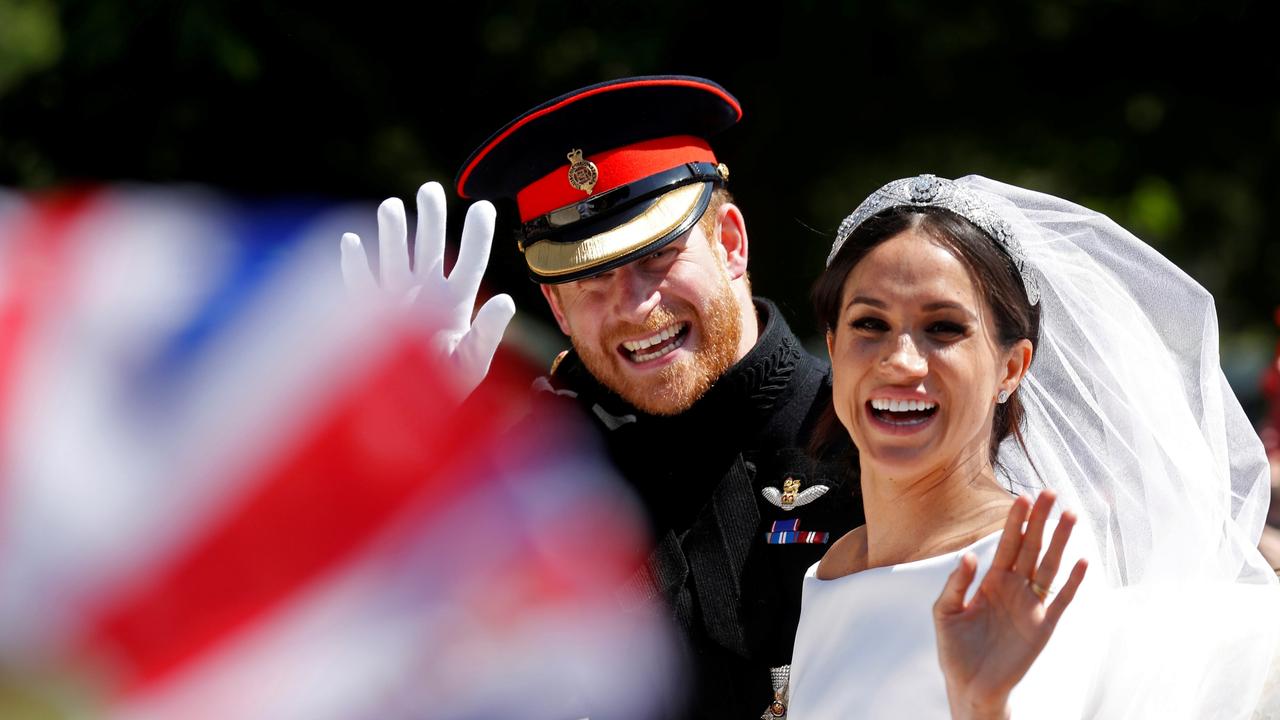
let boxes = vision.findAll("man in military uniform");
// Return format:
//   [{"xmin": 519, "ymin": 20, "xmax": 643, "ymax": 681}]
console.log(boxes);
[
  {"xmin": 346, "ymin": 76, "xmax": 863, "ymax": 717},
  {"xmin": 457, "ymin": 75, "xmax": 864, "ymax": 718}
]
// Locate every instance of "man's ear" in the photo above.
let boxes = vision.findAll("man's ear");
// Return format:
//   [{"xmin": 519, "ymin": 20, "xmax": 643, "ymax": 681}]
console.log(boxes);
[
  {"xmin": 540, "ymin": 284, "xmax": 573, "ymax": 335},
  {"xmin": 715, "ymin": 202, "xmax": 749, "ymax": 280}
]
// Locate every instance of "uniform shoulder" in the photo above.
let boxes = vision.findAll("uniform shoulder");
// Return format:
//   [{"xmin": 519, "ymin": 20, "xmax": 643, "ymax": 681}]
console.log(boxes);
[
  {"xmin": 548, "ymin": 349, "xmax": 569, "ymax": 376},
  {"xmin": 532, "ymin": 348, "xmax": 580, "ymax": 397}
]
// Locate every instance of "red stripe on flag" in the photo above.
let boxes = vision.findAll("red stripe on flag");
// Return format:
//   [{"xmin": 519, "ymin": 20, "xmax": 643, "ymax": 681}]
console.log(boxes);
[
  {"xmin": 78, "ymin": 336, "xmax": 510, "ymax": 694},
  {"xmin": 0, "ymin": 190, "xmax": 99, "ymax": 497}
]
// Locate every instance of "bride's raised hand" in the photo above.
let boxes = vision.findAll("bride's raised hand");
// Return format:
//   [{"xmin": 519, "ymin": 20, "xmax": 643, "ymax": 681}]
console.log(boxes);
[{"xmin": 932, "ymin": 490, "xmax": 1088, "ymax": 720}]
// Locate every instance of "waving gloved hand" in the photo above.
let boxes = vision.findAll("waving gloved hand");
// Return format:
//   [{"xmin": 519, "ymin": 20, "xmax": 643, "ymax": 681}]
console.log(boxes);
[{"xmin": 340, "ymin": 181, "xmax": 516, "ymax": 400}]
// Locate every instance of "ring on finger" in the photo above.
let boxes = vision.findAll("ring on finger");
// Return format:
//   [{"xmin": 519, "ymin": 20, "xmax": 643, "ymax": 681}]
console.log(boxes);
[{"xmin": 1029, "ymin": 579, "xmax": 1051, "ymax": 601}]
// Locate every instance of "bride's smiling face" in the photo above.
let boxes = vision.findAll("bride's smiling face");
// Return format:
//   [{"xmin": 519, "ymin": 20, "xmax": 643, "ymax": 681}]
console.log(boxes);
[{"xmin": 826, "ymin": 227, "xmax": 1031, "ymax": 478}]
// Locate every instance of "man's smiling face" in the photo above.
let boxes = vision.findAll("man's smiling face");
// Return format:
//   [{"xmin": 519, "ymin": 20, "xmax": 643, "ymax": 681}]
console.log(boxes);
[{"xmin": 542, "ymin": 224, "xmax": 744, "ymax": 416}]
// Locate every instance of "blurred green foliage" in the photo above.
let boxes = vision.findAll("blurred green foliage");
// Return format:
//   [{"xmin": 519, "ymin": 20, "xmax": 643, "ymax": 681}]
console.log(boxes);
[
  {"xmin": 0, "ymin": 0, "xmax": 1276, "ymax": 408},
  {"xmin": 0, "ymin": 0, "xmax": 62, "ymax": 95}
]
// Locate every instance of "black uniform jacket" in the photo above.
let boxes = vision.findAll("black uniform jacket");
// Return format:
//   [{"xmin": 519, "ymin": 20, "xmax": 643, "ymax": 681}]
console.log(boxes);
[{"xmin": 531, "ymin": 299, "xmax": 864, "ymax": 718}]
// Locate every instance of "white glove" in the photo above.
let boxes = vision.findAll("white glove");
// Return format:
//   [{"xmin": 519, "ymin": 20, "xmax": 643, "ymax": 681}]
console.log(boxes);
[{"xmin": 340, "ymin": 181, "xmax": 516, "ymax": 400}]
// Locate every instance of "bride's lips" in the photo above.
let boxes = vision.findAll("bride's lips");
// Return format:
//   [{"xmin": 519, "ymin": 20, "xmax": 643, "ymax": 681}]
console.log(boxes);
[
  {"xmin": 864, "ymin": 395, "xmax": 939, "ymax": 436},
  {"xmin": 616, "ymin": 321, "xmax": 691, "ymax": 366}
]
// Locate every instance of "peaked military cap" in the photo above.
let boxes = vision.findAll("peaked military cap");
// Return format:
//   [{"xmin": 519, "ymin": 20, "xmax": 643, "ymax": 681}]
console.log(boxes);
[{"xmin": 456, "ymin": 75, "xmax": 741, "ymax": 284}]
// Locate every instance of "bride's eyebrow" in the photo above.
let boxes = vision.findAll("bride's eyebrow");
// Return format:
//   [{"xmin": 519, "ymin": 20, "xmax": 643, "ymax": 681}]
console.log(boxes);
[
  {"xmin": 845, "ymin": 295, "xmax": 885, "ymax": 310},
  {"xmin": 844, "ymin": 297, "xmax": 974, "ymax": 316},
  {"xmin": 921, "ymin": 301, "xmax": 973, "ymax": 315}
]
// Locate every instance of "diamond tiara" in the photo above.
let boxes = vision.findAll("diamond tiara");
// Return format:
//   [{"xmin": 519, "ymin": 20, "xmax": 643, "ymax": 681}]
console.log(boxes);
[{"xmin": 826, "ymin": 174, "xmax": 1040, "ymax": 305}]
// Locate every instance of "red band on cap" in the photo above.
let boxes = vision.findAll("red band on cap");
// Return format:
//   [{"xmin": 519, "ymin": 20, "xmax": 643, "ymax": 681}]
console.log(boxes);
[
  {"xmin": 516, "ymin": 136, "xmax": 716, "ymax": 222},
  {"xmin": 457, "ymin": 77, "xmax": 742, "ymax": 198}
]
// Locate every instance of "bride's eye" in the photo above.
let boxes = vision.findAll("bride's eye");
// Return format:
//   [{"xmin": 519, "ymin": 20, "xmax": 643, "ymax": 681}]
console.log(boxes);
[
  {"xmin": 927, "ymin": 321, "xmax": 967, "ymax": 337},
  {"xmin": 850, "ymin": 317, "xmax": 888, "ymax": 332}
]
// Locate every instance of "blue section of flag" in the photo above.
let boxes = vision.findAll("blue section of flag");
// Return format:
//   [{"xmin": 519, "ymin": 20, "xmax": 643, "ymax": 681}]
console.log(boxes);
[
  {"xmin": 140, "ymin": 202, "xmax": 325, "ymax": 394},
  {"xmin": 770, "ymin": 518, "xmax": 799, "ymax": 533}
]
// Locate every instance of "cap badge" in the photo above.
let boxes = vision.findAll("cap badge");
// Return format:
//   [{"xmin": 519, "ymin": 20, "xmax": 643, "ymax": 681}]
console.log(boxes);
[
  {"xmin": 566, "ymin": 149, "xmax": 599, "ymax": 195},
  {"xmin": 762, "ymin": 477, "xmax": 829, "ymax": 511}
]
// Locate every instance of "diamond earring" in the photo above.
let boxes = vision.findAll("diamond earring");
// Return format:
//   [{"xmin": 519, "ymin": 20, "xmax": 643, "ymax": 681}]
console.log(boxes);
[{"xmin": 997, "ymin": 389, "xmax": 1011, "ymax": 404}]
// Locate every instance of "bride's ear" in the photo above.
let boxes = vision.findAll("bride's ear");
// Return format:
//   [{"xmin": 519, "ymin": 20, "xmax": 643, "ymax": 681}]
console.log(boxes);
[{"xmin": 999, "ymin": 338, "xmax": 1033, "ymax": 397}]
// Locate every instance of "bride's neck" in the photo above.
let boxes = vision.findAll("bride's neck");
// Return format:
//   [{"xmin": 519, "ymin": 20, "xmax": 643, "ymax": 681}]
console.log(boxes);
[{"xmin": 859, "ymin": 450, "xmax": 1014, "ymax": 568}]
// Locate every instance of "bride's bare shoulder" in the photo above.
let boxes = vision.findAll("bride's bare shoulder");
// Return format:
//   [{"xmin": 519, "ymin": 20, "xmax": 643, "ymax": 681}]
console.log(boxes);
[{"xmin": 816, "ymin": 525, "xmax": 868, "ymax": 580}]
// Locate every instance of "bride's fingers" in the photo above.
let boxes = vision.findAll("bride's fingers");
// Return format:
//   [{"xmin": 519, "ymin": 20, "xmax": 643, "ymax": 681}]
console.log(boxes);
[
  {"xmin": 934, "ymin": 552, "xmax": 979, "ymax": 617},
  {"xmin": 1031, "ymin": 510, "xmax": 1076, "ymax": 593},
  {"xmin": 992, "ymin": 495, "xmax": 1032, "ymax": 571},
  {"xmin": 1013, "ymin": 491, "xmax": 1057, "ymax": 577},
  {"xmin": 1044, "ymin": 558, "xmax": 1088, "ymax": 628}
]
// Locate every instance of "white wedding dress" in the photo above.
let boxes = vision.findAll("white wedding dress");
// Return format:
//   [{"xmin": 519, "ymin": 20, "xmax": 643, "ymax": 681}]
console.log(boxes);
[{"xmin": 788, "ymin": 530, "xmax": 1104, "ymax": 719}]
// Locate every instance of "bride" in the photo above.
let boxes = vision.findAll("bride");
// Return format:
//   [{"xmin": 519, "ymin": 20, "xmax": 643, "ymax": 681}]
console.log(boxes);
[{"xmin": 785, "ymin": 175, "xmax": 1280, "ymax": 718}]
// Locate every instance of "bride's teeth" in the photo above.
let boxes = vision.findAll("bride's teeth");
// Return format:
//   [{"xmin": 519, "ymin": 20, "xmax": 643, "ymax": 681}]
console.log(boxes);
[{"xmin": 871, "ymin": 398, "xmax": 937, "ymax": 412}]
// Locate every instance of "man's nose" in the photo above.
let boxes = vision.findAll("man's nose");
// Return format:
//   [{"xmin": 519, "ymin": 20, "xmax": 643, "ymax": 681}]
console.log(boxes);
[
  {"xmin": 883, "ymin": 333, "xmax": 928, "ymax": 378},
  {"xmin": 610, "ymin": 265, "xmax": 661, "ymax": 321}
]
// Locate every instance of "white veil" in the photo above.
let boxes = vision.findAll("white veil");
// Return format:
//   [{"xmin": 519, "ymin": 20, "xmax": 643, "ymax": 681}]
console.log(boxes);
[{"xmin": 953, "ymin": 175, "xmax": 1280, "ymax": 718}]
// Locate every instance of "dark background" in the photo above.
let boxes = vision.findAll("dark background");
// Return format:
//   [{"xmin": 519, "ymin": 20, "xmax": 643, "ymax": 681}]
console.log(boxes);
[{"xmin": 3, "ymin": 0, "xmax": 1278, "ymax": 412}]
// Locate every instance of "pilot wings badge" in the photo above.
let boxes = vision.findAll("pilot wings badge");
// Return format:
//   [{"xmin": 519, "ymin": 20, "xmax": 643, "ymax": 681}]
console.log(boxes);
[{"xmin": 762, "ymin": 477, "xmax": 829, "ymax": 512}]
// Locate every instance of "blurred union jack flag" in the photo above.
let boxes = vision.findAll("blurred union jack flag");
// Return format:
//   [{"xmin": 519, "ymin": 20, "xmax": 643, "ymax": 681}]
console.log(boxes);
[{"xmin": 0, "ymin": 186, "xmax": 676, "ymax": 719}]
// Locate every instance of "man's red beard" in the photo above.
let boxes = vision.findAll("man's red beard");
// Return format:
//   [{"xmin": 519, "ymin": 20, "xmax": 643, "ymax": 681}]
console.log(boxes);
[{"xmin": 571, "ymin": 276, "xmax": 743, "ymax": 416}]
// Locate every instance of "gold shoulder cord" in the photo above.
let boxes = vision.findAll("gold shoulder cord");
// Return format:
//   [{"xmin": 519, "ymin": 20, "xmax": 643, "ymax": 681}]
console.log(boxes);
[{"xmin": 549, "ymin": 349, "xmax": 569, "ymax": 376}]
